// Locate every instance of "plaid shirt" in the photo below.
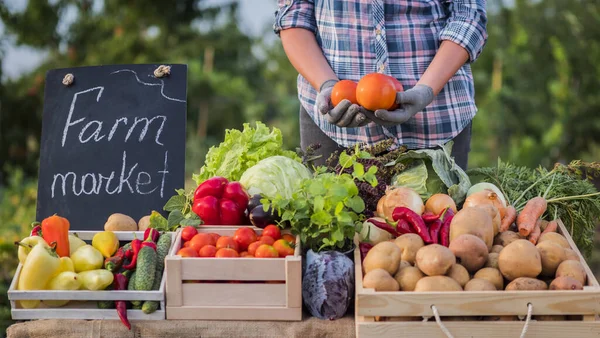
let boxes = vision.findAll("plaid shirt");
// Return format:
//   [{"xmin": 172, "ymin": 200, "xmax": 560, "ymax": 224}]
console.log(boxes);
[{"xmin": 273, "ymin": 0, "xmax": 488, "ymax": 150}]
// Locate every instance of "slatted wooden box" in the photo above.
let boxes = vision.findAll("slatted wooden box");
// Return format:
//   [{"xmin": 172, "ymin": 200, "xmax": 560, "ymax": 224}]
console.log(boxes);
[
  {"xmin": 165, "ymin": 226, "xmax": 302, "ymax": 321},
  {"xmin": 354, "ymin": 220, "xmax": 600, "ymax": 337},
  {"xmin": 8, "ymin": 230, "xmax": 173, "ymax": 321}
]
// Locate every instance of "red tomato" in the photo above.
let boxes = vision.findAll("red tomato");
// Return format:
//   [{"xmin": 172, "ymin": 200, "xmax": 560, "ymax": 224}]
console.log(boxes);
[
  {"xmin": 207, "ymin": 233, "xmax": 221, "ymax": 243},
  {"xmin": 331, "ymin": 80, "xmax": 358, "ymax": 106},
  {"xmin": 216, "ymin": 236, "xmax": 239, "ymax": 252},
  {"xmin": 240, "ymin": 251, "xmax": 253, "ymax": 258},
  {"xmin": 215, "ymin": 248, "xmax": 240, "ymax": 258},
  {"xmin": 356, "ymin": 73, "xmax": 397, "ymax": 111},
  {"xmin": 247, "ymin": 241, "xmax": 262, "ymax": 256},
  {"xmin": 259, "ymin": 235, "xmax": 275, "ymax": 246},
  {"xmin": 282, "ymin": 234, "xmax": 296, "ymax": 245},
  {"xmin": 183, "ymin": 241, "xmax": 191, "ymax": 248},
  {"xmin": 177, "ymin": 247, "xmax": 199, "ymax": 258},
  {"xmin": 189, "ymin": 233, "xmax": 216, "ymax": 253},
  {"xmin": 387, "ymin": 76, "xmax": 404, "ymax": 109},
  {"xmin": 273, "ymin": 239, "xmax": 295, "ymax": 257},
  {"xmin": 198, "ymin": 245, "xmax": 217, "ymax": 257},
  {"xmin": 255, "ymin": 244, "xmax": 279, "ymax": 258},
  {"xmin": 262, "ymin": 225, "xmax": 281, "ymax": 241},
  {"xmin": 181, "ymin": 226, "xmax": 198, "ymax": 242},
  {"xmin": 233, "ymin": 227, "xmax": 258, "ymax": 251}
]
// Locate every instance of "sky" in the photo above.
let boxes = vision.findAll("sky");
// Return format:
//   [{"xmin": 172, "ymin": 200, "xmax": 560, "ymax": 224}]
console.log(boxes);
[{"xmin": 1, "ymin": 0, "xmax": 278, "ymax": 80}]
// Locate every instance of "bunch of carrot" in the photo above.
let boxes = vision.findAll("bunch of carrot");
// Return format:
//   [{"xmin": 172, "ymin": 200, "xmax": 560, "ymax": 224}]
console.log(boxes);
[{"xmin": 499, "ymin": 196, "xmax": 558, "ymax": 244}]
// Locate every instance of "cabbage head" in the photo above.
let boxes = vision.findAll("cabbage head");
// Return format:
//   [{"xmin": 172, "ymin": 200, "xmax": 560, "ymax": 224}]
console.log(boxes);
[{"xmin": 239, "ymin": 156, "xmax": 311, "ymax": 200}]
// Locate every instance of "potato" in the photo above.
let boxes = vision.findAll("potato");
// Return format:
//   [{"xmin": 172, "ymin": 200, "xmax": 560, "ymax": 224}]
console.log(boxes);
[
  {"xmin": 394, "ymin": 234, "xmax": 424, "ymax": 264},
  {"xmin": 474, "ymin": 268, "xmax": 503, "ymax": 290},
  {"xmin": 498, "ymin": 239, "xmax": 542, "ymax": 281},
  {"xmin": 485, "ymin": 253, "xmax": 499, "ymax": 269},
  {"xmin": 505, "ymin": 277, "xmax": 548, "ymax": 291},
  {"xmin": 493, "ymin": 231, "xmax": 521, "ymax": 247},
  {"xmin": 363, "ymin": 269, "xmax": 400, "ymax": 291},
  {"xmin": 491, "ymin": 245, "xmax": 503, "ymax": 254},
  {"xmin": 450, "ymin": 207, "xmax": 494, "ymax": 250},
  {"xmin": 446, "ymin": 264, "xmax": 470, "ymax": 287},
  {"xmin": 464, "ymin": 278, "xmax": 496, "ymax": 291},
  {"xmin": 415, "ymin": 244, "xmax": 456, "ymax": 276},
  {"xmin": 549, "ymin": 276, "xmax": 583, "ymax": 291},
  {"xmin": 563, "ymin": 249, "xmax": 580, "ymax": 262},
  {"xmin": 555, "ymin": 260, "xmax": 587, "ymax": 286},
  {"xmin": 398, "ymin": 260, "xmax": 412, "ymax": 271},
  {"xmin": 476, "ymin": 204, "xmax": 501, "ymax": 236},
  {"xmin": 537, "ymin": 232, "xmax": 570, "ymax": 249},
  {"xmin": 394, "ymin": 266, "xmax": 424, "ymax": 291},
  {"xmin": 414, "ymin": 276, "xmax": 462, "ymax": 292},
  {"xmin": 137, "ymin": 215, "xmax": 151, "ymax": 231},
  {"xmin": 363, "ymin": 241, "xmax": 402, "ymax": 275},
  {"xmin": 104, "ymin": 213, "xmax": 137, "ymax": 231},
  {"xmin": 536, "ymin": 241, "xmax": 566, "ymax": 276},
  {"xmin": 449, "ymin": 234, "xmax": 488, "ymax": 273}
]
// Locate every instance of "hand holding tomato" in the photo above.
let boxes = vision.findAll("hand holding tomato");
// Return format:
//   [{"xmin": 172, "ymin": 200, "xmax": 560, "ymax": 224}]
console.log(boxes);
[
  {"xmin": 370, "ymin": 84, "xmax": 434, "ymax": 126},
  {"xmin": 316, "ymin": 79, "xmax": 369, "ymax": 128}
]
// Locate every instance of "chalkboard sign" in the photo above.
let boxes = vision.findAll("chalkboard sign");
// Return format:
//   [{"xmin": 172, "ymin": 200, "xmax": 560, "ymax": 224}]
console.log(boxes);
[{"xmin": 36, "ymin": 64, "xmax": 187, "ymax": 230}]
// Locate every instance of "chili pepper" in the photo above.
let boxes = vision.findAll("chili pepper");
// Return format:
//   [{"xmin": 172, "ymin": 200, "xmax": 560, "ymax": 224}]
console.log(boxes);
[
  {"xmin": 41, "ymin": 214, "xmax": 70, "ymax": 257},
  {"xmin": 192, "ymin": 177, "xmax": 249, "ymax": 225},
  {"xmin": 113, "ymin": 272, "xmax": 131, "ymax": 330},
  {"xmin": 439, "ymin": 208, "xmax": 455, "ymax": 247},
  {"xmin": 359, "ymin": 242, "xmax": 373, "ymax": 263},
  {"xmin": 30, "ymin": 222, "xmax": 42, "ymax": 237},
  {"xmin": 141, "ymin": 239, "xmax": 157, "ymax": 251},
  {"xmin": 392, "ymin": 207, "xmax": 433, "ymax": 244},
  {"xmin": 104, "ymin": 247, "xmax": 126, "ymax": 272},
  {"xmin": 366, "ymin": 217, "xmax": 413, "ymax": 237},
  {"xmin": 125, "ymin": 249, "xmax": 133, "ymax": 260},
  {"xmin": 144, "ymin": 228, "xmax": 160, "ymax": 243},
  {"xmin": 428, "ymin": 219, "xmax": 443, "ymax": 245},
  {"xmin": 421, "ymin": 211, "xmax": 440, "ymax": 223},
  {"xmin": 122, "ymin": 239, "xmax": 142, "ymax": 270}
]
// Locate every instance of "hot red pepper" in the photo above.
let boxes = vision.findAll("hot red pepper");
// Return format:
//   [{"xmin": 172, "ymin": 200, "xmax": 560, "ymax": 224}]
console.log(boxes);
[
  {"xmin": 105, "ymin": 247, "xmax": 126, "ymax": 272},
  {"xmin": 192, "ymin": 177, "xmax": 249, "ymax": 225},
  {"xmin": 144, "ymin": 228, "xmax": 160, "ymax": 243},
  {"xmin": 122, "ymin": 239, "xmax": 142, "ymax": 270},
  {"xmin": 113, "ymin": 272, "xmax": 131, "ymax": 330},
  {"xmin": 392, "ymin": 207, "xmax": 433, "ymax": 244},
  {"xmin": 125, "ymin": 249, "xmax": 133, "ymax": 260},
  {"xmin": 359, "ymin": 242, "xmax": 374, "ymax": 263},
  {"xmin": 428, "ymin": 219, "xmax": 443, "ymax": 245},
  {"xmin": 366, "ymin": 217, "xmax": 413, "ymax": 238},
  {"xmin": 30, "ymin": 222, "xmax": 42, "ymax": 237},
  {"xmin": 141, "ymin": 239, "xmax": 157, "ymax": 251},
  {"xmin": 439, "ymin": 208, "xmax": 455, "ymax": 247}
]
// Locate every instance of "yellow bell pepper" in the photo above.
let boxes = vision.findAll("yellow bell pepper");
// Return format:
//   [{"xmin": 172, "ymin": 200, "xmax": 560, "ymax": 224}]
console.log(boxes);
[
  {"xmin": 71, "ymin": 245, "xmax": 104, "ymax": 272},
  {"xmin": 17, "ymin": 236, "xmax": 48, "ymax": 265},
  {"xmin": 78, "ymin": 269, "xmax": 114, "ymax": 291},
  {"xmin": 92, "ymin": 231, "xmax": 119, "ymax": 258},
  {"xmin": 44, "ymin": 271, "xmax": 81, "ymax": 307},
  {"xmin": 16, "ymin": 241, "xmax": 60, "ymax": 309}
]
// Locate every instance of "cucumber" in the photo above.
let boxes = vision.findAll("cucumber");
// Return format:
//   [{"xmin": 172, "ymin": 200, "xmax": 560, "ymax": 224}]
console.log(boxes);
[
  {"xmin": 128, "ymin": 271, "xmax": 142, "ymax": 309},
  {"xmin": 97, "ymin": 300, "xmax": 115, "ymax": 309},
  {"xmin": 122, "ymin": 242, "xmax": 132, "ymax": 252},
  {"xmin": 134, "ymin": 246, "xmax": 156, "ymax": 291},
  {"xmin": 141, "ymin": 234, "xmax": 171, "ymax": 314}
]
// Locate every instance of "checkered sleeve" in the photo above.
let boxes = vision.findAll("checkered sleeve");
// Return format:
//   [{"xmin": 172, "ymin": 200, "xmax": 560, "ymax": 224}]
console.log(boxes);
[
  {"xmin": 273, "ymin": 0, "xmax": 317, "ymax": 36},
  {"xmin": 439, "ymin": 0, "xmax": 488, "ymax": 63}
]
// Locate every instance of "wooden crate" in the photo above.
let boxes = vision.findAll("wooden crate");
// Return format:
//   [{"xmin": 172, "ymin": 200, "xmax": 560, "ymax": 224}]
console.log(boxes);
[
  {"xmin": 165, "ymin": 226, "xmax": 302, "ymax": 321},
  {"xmin": 8, "ymin": 230, "xmax": 174, "ymax": 321},
  {"xmin": 354, "ymin": 220, "xmax": 600, "ymax": 337}
]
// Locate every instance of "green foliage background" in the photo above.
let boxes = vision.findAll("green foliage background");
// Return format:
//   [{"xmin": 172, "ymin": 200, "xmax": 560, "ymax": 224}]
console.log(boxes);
[{"xmin": 0, "ymin": 0, "xmax": 599, "ymax": 333}]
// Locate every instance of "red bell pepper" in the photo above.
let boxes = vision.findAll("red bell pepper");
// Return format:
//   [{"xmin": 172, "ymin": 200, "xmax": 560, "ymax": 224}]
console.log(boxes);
[
  {"xmin": 30, "ymin": 222, "xmax": 42, "ymax": 237},
  {"xmin": 192, "ymin": 177, "xmax": 249, "ymax": 225},
  {"xmin": 41, "ymin": 214, "xmax": 70, "ymax": 257},
  {"xmin": 144, "ymin": 228, "xmax": 159, "ymax": 243},
  {"xmin": 122, "ymin": 238, "xmax": 142, "ymax": 270},
  {"xmin": 141, "ymin": 239, "xmax": 157, "ymax": 251}
]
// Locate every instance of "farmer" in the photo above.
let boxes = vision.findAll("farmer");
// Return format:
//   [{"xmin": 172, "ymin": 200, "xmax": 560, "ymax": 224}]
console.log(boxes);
[{"xmin": 273, "ymin": 0, "xmax": 487, "ymax": 170}]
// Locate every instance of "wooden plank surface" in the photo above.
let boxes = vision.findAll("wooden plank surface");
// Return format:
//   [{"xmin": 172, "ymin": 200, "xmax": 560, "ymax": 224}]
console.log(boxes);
[
  {"xmin": 11, "ymin": 307, "xmax": 164, "ymax": 321},
  {"xmin": 357, "ymin": 289, "xmax": 600, "ymax": 317},
  {"xmin": 166, "ymin": 305, "xmax": 302, "ymax": 321},
  {"xmin": 286, "ymin": 258, "xmax": 302, "ymax": 308},
  {"xmin": 179, "ymin": 257, "xmax": 288, "ymax": 280},
  {"xmin": 181, "ymin": 283, "xmax": 286, "ymax": 307},
  {"xmin": 357, "ymin": 320, "xmax": 600, "ymax": 338},
  {"xmin": 166, "ymin": 255, "xmax": 183, "ymax": 307}
]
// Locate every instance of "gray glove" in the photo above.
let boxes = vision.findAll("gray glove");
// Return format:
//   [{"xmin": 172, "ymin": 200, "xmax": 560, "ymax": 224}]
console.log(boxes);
[
  {"xmin": 366, "ymin": 84, "xmax": 434, "ymax": 126},
  {"xmin": 316, "ymin": 79, "xmax": 369, "ymax": 128}
]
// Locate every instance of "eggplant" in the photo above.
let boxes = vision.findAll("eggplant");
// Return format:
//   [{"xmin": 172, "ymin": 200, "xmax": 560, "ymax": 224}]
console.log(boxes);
[
  {"xmin": 249, "ymin": 204, "xmax": 280, "ymax": 229},
  {"xmin": 247, "ymin": 194, "xmax": 263, "ymax": 214}
]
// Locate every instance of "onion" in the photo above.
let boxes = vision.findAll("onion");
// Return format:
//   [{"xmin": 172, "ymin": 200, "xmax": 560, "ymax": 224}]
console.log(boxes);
[
  {"xmin": 425, "ymin": 193, "xmax": 458, "ymax": 215},
  {"xmin": 358, "ymin": 217, "xmax": 394, "ymax": 245},
  {"xmin": 377, "ymin": 186, "xmax": 424, "ymax": 220},
  {"xmin": 463, "ymin": 189, "xmax": 507, "ymax": 219},
  {"xmin": 467, "ymin": 183, "xmax": 507, "ymax": 208}
]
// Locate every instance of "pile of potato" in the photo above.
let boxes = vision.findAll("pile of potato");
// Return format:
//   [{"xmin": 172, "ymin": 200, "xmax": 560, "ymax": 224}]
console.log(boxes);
[{"xmin": 362, "ymin": 206, "xmax": 587, "ymax": 292}]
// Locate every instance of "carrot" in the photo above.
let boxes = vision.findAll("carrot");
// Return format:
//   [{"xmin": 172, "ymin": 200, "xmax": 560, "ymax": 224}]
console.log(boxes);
[
  {"xmin": 499, "ymin": 205, "xmax": 517, "ymax": 232},
  {"xmin": 542, "ymin": 220, "xmax": 558, "ymax": 234},
  {"xmin": 528, "ymin": 219, "xmax": 542, "ymax": 244},
  {"xmin": 517, "ymin": 197, "xmax": 547, "ymax": 237}
]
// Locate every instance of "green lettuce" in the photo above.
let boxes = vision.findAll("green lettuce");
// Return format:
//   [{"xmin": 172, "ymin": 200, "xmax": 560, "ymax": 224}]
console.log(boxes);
[
  {"xmin": 192, "ymin": 122, "xmax": 300, "ymax": 184},
  {"xmin": 391, "ymin": 141, "xmax": 471, "ymax": 204}
]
